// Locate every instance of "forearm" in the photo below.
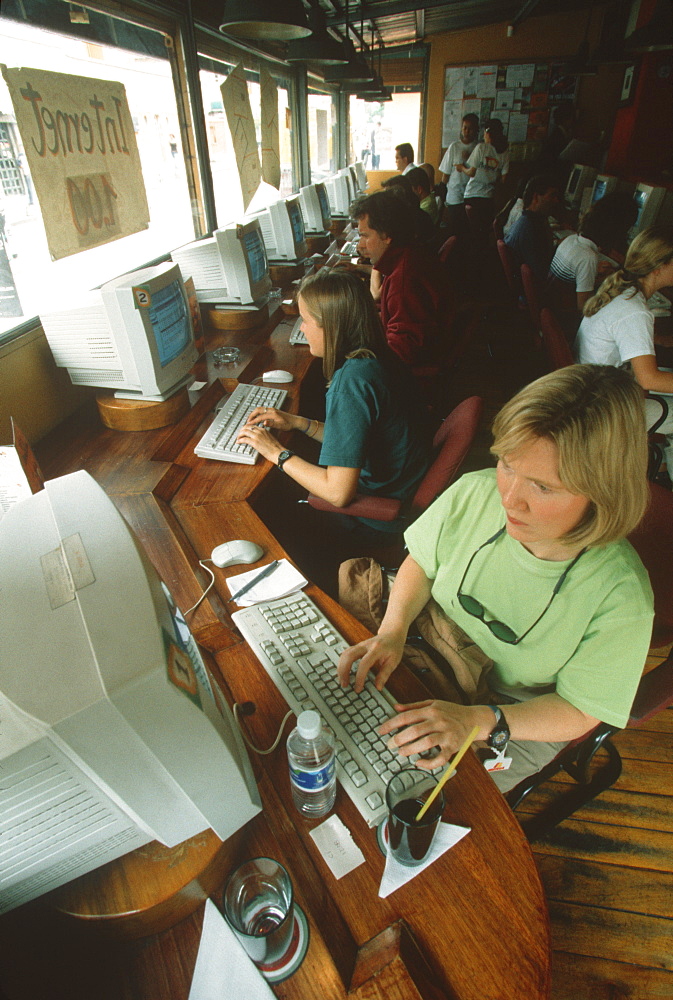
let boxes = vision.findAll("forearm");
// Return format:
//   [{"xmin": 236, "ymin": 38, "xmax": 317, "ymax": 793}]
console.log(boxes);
[
  {"xmin": 378, "ymin": 555, "xmax": 433, "ymax": 639},
  {"xmin": 297, "ymin": 416, "xmax": 324, "ymax": 443},
  {"xmin": 281, "ymin": 454, "xmax": 359, "ymax": 506},
  {"xmin": 495, "ymin": 693, "xmax": 599, "ymax": 743}
]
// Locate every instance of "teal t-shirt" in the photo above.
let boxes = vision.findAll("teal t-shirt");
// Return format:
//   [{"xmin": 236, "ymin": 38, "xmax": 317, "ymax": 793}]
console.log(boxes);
[
  {"xmin": 404, "ymin": 468, "xmax": 654, "ymax": 728},
  {"xmin": 319, "ymin": 357, "xmax": 430, "ymax": 531}
]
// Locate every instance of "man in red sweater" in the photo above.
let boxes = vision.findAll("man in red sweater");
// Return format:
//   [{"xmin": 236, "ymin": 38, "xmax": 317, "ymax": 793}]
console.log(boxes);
[{"xmin": 351, "ymin": 191, "xmax": 448, "ymax": 366}]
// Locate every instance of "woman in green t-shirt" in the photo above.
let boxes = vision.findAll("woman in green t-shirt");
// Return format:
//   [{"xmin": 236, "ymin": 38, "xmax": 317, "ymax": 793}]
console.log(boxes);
[{"xmin": 336, "ymin": 364, "xmax": 654, "ymax": 791}]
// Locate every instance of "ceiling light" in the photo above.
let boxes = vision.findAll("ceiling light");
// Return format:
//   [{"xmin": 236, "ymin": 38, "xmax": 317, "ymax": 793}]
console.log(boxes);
[
  {"xmin": 323, "ymin": 40, "xmax": 374, "ymax": 83},
  {"xmin": 219, "ymin": 0, "xmax": 311, "ymax": 41}
]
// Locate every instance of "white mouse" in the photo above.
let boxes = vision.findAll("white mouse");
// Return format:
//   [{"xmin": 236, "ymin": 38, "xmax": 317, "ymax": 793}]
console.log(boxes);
[
  {"xmin": 262, "ymin": 370, "xmax": 294, "ymax": 383},
  {"xmin": 211, "ymin": 539, "xmax": 264, "ymax": 568}
]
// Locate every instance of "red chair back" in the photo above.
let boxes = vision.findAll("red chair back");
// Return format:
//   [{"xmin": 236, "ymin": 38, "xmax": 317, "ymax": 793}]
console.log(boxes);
[
  {"xmin": 409, "ymin": 396, "xmax": 483, "ymax": 516},
  {"xmin": 496, "ymin": 239, "xmax": 521, "ymax": 299},
  {"xmin": 520, "ymin": 263, "xmax": 543, "ymax": 335},
  {"xmin": 540, "ymin": 307, "xmax": 574, "ymax": 370},
  {"xmin": 628, "ymin": 481, "xmax": 673, "ymax": 648}
]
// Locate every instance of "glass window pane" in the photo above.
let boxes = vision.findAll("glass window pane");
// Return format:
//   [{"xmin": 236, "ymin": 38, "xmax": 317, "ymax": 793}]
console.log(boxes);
[
  {"xmin": 308, "ymin": 90, "xmax": 337, "ymax": 181},
  {"xmin": 0, "ymin": 15, "xmax": 196, "ymax": 339},
  {"xmin": 200, "ymin": 59, "xmax": 294, "ymax": 226},
  {"xmin": 349, "ymin": 93, "xmax": 421, "ymax": 171}
]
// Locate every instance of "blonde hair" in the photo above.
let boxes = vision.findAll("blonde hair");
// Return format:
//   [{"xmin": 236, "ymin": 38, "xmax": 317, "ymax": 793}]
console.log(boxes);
[
  {"xmin": 584, "ymin": 224, "xmax": 673, "ymax": 318},
  {"xmin": 298, "ymin": 269, "xmax": 388, "ymax": 381},
  {"xmin": 491, "ymin": 365, "xmax": 649, "ymax": 548}
]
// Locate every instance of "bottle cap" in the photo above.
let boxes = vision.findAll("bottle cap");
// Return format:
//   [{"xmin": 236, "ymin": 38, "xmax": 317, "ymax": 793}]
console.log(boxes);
[{"xmin": 297, "ymin": 709, "xmax": 320, "ymax": 739}]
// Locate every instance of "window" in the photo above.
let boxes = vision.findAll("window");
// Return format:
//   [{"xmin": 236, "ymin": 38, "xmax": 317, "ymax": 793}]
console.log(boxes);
[
  {"xmin": 199, "ymin": 56, "xmax": 294, "ymax": 226},
  {"xmin": 308, "ymin": 86, "xmax": 337, "ymax": 181},
  {"xmin": 0, "ymin": 9, "xmax": 196, "ymax": 340},
  {"xmin": 349, "ymin": 92, "xmax": 421, "ymax": 171}
]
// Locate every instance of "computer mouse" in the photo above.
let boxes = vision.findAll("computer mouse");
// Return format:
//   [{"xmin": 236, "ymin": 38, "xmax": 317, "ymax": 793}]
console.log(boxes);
[
  {"xmin": 211, "ymin": 539, "xmax": 264, "ymax": 568},
  {"xmin": 262, "ymin": 370, "xmax": 294, "ymax": 383}
]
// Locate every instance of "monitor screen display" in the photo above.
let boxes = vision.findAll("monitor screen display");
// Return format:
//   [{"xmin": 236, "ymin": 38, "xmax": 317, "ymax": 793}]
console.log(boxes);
[
  {"xmin": 288, "ymin": 200, "xmax": 305, "ymax": 247},
  {"xmin": 242, "ymin": 227, "xmax": 269, "ymax": 285},
  {"xmin": 568, "ymin": 168, "xmax": 580, "ymax": 196},
  {"xmin": 593, "ymin": 179, "xmax": 608, "ymax": 203},
  {"xmin": 147, "ymin": 278, "xmax": 191, "ymax": 367}
]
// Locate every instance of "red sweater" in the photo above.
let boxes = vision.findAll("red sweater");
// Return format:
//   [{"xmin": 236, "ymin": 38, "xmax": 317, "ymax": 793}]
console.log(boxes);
[{"xmin": 376, "ymin": 242, "xmax": 447, "ymax": 366}]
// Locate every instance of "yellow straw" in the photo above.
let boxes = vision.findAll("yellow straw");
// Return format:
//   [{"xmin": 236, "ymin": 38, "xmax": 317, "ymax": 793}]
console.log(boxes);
[{"xmin": 414, "ymin": 725, "xmax": 480, "ymax": 822}]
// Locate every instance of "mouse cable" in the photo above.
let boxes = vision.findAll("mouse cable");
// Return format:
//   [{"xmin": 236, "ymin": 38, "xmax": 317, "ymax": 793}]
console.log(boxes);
[
  {"xmin": 183, "ymin": 559, "xmax": 216, "ymax": 615},
  {"xmin": 233, "ymin": 703, "xmax": 295, "ymax": 755}
]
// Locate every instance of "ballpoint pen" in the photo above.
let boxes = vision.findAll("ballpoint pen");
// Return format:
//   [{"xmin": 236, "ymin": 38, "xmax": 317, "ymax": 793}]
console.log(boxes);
[{"xmin": 227, "ymin": 560, "xmax": 279, "ymax": 603}]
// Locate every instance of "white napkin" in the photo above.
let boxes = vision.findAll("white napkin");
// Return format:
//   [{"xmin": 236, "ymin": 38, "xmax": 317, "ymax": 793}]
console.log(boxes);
[
  {"xmin": 188, "ymin": 899, "xmax": 275, "ymax": 1000},
  {"xmin": 378, "ymin": 821, "xmax": 470, "ymax": 898},
  {"xmin": 226, "ymin": 558, "xmax": 308, "ymax": 606}
]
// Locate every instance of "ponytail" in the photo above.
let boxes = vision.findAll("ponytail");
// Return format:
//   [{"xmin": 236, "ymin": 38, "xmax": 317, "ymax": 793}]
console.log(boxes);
[
  {"xmin": 583, "ymin": 269, "xmax": 639, "ymax": 317},
  {"xmin": 583, "ymin": 224, "xmax": 673, "ymax": 318}
]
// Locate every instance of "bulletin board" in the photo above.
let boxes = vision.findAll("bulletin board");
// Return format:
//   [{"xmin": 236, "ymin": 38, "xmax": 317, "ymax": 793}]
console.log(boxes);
[{"xmin": 442, "ymin": 61, "xmax": 579, "ymax": 152}]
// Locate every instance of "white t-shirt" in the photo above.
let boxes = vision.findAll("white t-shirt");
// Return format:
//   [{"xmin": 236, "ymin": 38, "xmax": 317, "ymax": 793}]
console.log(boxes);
[
  {"xmin": 439, "ymin": 140, "xmax": 477, "ymax": 205},
  {"xmin": 401, "ymin": 162, "xmax": 418, "ymax": 175},
  {"xmin": 503, "ymin": 198, "xmax": 524, "ymax": 237},
  {"xmin": 575, "ymin": 290, "xmax": 654, "ymax": 367},
  {"xmin": 464, "ymin": 143, "xmax": 509, "ymax": 200},
  {"xmin": 550, "ymin": 233, "xmax": 599, "ymax": 293}
]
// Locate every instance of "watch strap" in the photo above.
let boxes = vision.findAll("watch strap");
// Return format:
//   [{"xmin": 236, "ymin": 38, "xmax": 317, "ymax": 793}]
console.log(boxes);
[
  {"xmin": 277, "ymin": 449, "xmax": 294, "ymax": 471},
  {"xmin": 486, "ymin": 705, "xmax": 510, "ymax": 751}
]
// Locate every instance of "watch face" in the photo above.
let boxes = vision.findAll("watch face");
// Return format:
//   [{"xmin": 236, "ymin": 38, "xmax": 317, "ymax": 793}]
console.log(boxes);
[{"xmin": 490, "ymin": 730, "xmax": 508, "ymax": 750}]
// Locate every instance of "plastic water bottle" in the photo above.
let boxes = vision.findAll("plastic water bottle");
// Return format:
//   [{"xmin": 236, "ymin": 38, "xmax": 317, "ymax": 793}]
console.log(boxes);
[{"xmin": 286, "ymin": 710, "xmax": 336, "ymax": 818}]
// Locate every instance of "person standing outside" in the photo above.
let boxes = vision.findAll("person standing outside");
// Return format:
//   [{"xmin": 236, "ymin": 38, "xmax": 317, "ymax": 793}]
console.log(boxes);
[{"xmin": 438, "ymin": 113, "xmax": 479, "ymax": 236}]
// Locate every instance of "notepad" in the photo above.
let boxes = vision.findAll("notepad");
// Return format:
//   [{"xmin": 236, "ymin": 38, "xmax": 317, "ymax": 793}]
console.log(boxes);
[{"xmin": 225, "ymin": 558, "xmax": 308, "ymax": 607}]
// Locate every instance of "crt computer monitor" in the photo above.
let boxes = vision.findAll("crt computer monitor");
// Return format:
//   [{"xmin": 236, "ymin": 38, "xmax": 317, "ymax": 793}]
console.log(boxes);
[
  {"xmin": 171, "ymin": 219, "xmax": 272, "ymax": 305},
  {"xmin": 246, "ymin": 196, "xmax": 307, "ymax": 262},
  {"xmin": 590, "ymin": 174, "xmax": 618, "ymax": 205},
  {"xmin": 565, "ymin": 164, "xmax": 597, "ymax": 207},
  {"xmin": 299, "ymin": 182, "xmax": 332, "ymax": 234},
  {"xmin": 323, "ymin": 174, "xmax": 352, "ymax": 216},
  {"xmin": 0, "ymin": 471, "xmax": 262, "ymax": 915},
  {"xmin": 351, "ymin": 160, "xmax": 367, "ymax": 192},
  {"xmin": 39, "ymin": 261, "xmax": 197, "ymax": 402},
  {"xmin": 630, "ymin": 183, "xmax": 670, "ymax": 237}
]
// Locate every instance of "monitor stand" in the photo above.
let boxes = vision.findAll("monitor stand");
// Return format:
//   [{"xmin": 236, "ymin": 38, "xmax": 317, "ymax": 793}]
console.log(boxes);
[
  {"xmin": 43, "ymin": 827, "xmax": 244, "ymax": 940},
  {"xmin": 96, "ymin": 386, "xmax": 191, "ymax": 431}
]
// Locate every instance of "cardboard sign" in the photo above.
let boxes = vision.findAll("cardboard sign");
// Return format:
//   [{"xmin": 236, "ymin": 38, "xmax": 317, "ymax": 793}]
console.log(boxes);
[
  {"xmin": 260, "ymin": 67, "xmax": 280, "ymax": 191},
  {"xmin": 221, "ymin": 64, "xmax": 262, "ymax": 211},
  {"xmin": 1, "ymin": 65, "xmax": 149, "ymax": 260}
]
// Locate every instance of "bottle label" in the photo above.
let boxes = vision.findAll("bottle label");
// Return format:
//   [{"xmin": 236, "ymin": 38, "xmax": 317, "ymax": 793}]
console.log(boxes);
[{"xmin": 289, "ymin": 758, "xmax": 335, "ymax": 792}]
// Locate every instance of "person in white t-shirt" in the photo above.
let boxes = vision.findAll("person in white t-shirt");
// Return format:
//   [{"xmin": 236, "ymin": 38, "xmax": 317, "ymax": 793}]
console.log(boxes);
[
  {"xmin": 575, "ymin": 225, "xmax": 673, "ymax": 473},
  {"xmin": 394, "ymin": 142, "xmax": 417, "ymax": 175},
  {"xmin": 459, "ymin": 118, "xmax": 509, "ymax": 254},
  {"xmin": 438, "ymin": 113, "xmax": 479, "ymax": 236}
]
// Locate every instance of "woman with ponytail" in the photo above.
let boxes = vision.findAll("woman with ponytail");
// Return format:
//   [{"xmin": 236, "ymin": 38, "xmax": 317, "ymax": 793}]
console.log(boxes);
[{"xmin": 575, "ymin": 225, "xmax": 673, "ymax": 475}]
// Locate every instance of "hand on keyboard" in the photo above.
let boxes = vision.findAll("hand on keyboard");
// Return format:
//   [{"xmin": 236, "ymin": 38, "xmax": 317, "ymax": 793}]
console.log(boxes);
[
  {"xmin": 337, "ymin": 632, "xmax": 406, "ymax": 693},
  {"xmin": 245, "ymin": 406, "xmax": 297, "ymax": 433},
  {"xmin": 236, "ymin": 422, "xmax": 284, "ymax": 464},
  {"xmin": 379, "ymin": 698, "xmax": 482, "ymax": 771}
]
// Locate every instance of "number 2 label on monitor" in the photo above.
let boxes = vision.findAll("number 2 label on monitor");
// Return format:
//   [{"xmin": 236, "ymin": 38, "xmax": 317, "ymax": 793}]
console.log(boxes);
[{"xmin": 133, "ymin": 285, "xmax": 151, "ymax": 308}]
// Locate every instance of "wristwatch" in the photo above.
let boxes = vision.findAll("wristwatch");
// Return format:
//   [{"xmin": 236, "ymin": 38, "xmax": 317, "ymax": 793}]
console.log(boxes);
[
  {"xmin": 277, "ymin": 449, "xmax": 294, "ymax": 471},
  {"xmin": 486, "ymin": 706, "xmax": 510, "ymax": 753}
]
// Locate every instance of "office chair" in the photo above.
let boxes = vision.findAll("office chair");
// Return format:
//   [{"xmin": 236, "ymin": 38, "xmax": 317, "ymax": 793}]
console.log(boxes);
[
  {"xmin": 306, "ymin": 395, "xmax": 483, "ymax": 526},
  {"xmin": 496, "ymin": 239, "xmax": 521, "ymax": 299},
  {"xmin": 540, "ymin": 307, "xmax": 574, "ymax": 371},
  {"xmin": 506, "ymin": 480, "xmax": 673, "ymax": 841},
  {"xmin": 520, "ymin": 263, "xmax": 544, "ymax": 343},
  {"xmin": 438, "ymin": 234, "xmax": 458, "ymax": 265}
]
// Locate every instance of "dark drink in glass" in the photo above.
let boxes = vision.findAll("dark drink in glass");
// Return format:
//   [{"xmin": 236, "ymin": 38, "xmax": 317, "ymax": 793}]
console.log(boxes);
[{"xmin": 386, "ymin": 769, "xmax": 444, "ymax": 867}]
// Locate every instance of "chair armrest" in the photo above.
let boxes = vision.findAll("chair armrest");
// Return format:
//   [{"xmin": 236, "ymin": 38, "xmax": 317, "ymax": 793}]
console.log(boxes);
[
  {"xmin": 306, "ymin": 493, "xmax": 402, "ymax": 521},
  {"xmin": 629, "ymin": 649, "xmax": 673, "ymax": 724}
]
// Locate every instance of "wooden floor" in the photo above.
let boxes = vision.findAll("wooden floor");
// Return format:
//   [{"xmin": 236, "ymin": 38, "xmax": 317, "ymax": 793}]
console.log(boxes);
[{"xmin": 448, "ymin": 269, "xmax": 673, "ymax": 1000}]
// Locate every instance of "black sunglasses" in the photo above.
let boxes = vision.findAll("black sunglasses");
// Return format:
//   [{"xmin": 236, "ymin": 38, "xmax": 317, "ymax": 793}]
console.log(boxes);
[{"xmin": 457, "ymin": 526, "xmax": 586, "ymax": 645}]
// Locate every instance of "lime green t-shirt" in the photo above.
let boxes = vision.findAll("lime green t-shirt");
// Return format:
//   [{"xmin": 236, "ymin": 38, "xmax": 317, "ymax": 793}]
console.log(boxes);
[{"xmin": 404, "ymin": 469, "xmax": 654, "ymax": 728}]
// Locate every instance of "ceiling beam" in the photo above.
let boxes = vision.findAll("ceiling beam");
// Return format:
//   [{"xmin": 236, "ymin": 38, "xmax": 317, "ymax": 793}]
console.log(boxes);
[
  {"xmin": 322, "ymin": 0, "xmax": 469, "ymax": 29},
  {"xmin": 511, "ymin": 0, "xmax": 545, "ymax": 29}
]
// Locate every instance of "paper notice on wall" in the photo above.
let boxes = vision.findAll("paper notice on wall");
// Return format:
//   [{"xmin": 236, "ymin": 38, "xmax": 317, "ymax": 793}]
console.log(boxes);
[
  {"xmin": 444, "ymin": 66, "xmax": 464, "ymax": 102},
  {"xmin": 508, "ymin": 113, "xmax": 530, "ymax": 143},
  {"xmin": 442, "ymin": 100, "xmax": 463, "ymax": 147},
  {"xmin": 505, "ymin": 64, "xmax": 535, "ymax": 89},
  {"xmin": 221, "ymin": 64, "xmax": 262, "ymax": 212},
  {"xmin": 260, "ymin": 67, "xmax": 280, "ymax": 191},
  {"xmin": 1, "ymin": 65, "xmax": 149, "ymax": 261},
  {"xmin": 476, "ymin": 66, "xmax": 497, "ymax": 99}
]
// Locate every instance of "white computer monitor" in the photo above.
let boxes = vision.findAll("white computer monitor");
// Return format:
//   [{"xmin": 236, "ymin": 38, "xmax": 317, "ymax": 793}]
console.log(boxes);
[
  {"xmin": 324, "ymin": 174, "xmax": 353, "ymax": 217},
  {"xmin": 246, "ymin": 196, "xmax": 307, "ymax": 262},
  {"xmin": 630, "ymin": 183, "xmax": 671, "ymax": 237},
  {"xmin": 171, "ymin": 219, "xmax": 272, "ymax": 305},
  {"xmin": 565, "ymin": 164, "xmax": 597, "ymax": 207},
  {"xmin": 0, "ymin": 470, "xmax": 262, "ymax": 915},
  {"xmin": 40, "ymin": 262, "xmax": 197, "ymax": 402},
  {"xmin": 299, "ymin": 182, "xmax": 332, "ymax": 234},
  {"xmin": 351, "ymin": 160, "xmax": 367, "ymax": 192}
]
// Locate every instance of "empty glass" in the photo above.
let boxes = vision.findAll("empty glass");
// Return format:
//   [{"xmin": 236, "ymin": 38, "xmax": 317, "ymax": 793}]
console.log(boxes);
[{"xmin": 222, "ymin": 857, "xmax": 294, "ymax": 967}]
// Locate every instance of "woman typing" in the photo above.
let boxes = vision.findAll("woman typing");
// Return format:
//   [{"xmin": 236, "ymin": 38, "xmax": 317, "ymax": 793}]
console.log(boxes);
[{"xmin": 336, "ymin": 365, "xmax": 654, "ymax": 792}]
